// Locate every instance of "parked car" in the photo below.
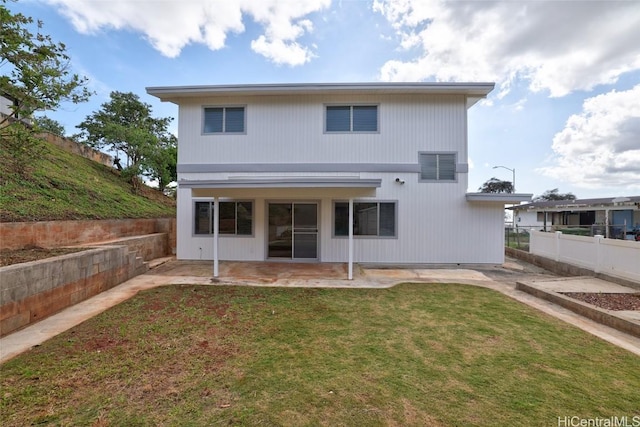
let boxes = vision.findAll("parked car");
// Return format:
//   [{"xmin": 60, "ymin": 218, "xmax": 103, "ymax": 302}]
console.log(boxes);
[{"xmin": 625, "ymin": 227, "xmax": 640, "ymax": 241}]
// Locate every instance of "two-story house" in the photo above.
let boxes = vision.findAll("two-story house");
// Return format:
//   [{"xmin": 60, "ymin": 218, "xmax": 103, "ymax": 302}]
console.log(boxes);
[{"xmin": 147, "ymin": 83, "xmax": 531, "ymax": 278}]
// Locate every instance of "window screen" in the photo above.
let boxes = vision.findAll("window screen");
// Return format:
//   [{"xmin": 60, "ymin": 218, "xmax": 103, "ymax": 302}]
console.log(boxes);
[
  {"xmin": 203, "ymin": 107, "xmax": 245, "ymax": 133},
  {"xmin": 326, "ymin": 105, "xmax": 378, "ymax": 132},
  {"xmin": 419, "ymin": 153, "xmax": 456, "ymax": 181}
]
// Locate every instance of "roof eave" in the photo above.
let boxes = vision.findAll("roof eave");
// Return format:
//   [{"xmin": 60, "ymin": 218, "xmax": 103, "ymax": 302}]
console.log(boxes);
[
  {"xmin": 146, "ymin": 82, "xmax": 495, "ymax": 104},
  {"xmin": 466, "ymin": 193, "xmax": 533, "ymax": 204}
]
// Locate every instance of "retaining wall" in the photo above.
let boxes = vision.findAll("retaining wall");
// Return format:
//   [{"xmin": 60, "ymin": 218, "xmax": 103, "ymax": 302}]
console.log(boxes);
[
  {"xmin": 0, "ymin": 232, "xmax": 171, "ymax": 336},
  {"xmin": 39, "ymin": 132, "xmax": 113, "ymax": 167},
  {"xmin": 506, "ymin": 247, "xmax": 640, "ymax": 291},
  {"xmin": 0, "ymin": 246, "xmax": 144, "ymax": 336},
  {"xmin": 0, "ymin": 218, "xmax": 176, "ymax": 253}
]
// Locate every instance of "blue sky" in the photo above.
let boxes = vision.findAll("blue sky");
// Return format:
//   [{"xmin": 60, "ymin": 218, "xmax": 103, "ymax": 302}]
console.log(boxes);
[{"xmin": 7, "ymin": 0, "xmax": 640, "ymax": 199}]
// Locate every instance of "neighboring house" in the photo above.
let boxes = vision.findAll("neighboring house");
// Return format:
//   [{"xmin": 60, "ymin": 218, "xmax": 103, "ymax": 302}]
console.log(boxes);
[
  {"xmin": 0, "ymin": 94, "xmax": 13, "ymax": 117},
  {"xmin": 0, "ymin": 93, "xmax": 32, "ymax": 125},
  {"xmin": 511, "ymin": 196, "xmax": 640, "ymax": 239},
  {"xmin": 147, "ymin": 83, "xmax": 532, "ymax": 278}
]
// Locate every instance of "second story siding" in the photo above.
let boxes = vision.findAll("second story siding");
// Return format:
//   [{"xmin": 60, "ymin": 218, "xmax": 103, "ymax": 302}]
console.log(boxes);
[{"xmin": 176, "ymin": 93, "xmax": 468, "ymax": 165}]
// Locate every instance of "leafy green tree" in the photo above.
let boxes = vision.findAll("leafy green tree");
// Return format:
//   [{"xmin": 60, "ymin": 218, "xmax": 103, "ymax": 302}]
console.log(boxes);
[
  {"xmin": 34, "ymin": 116, "xmax": 65, "ymax": 136},
  {"xmin": 0, "ymin": 0, "xmax": 91, "ymax": 174},
  {"xmin": 533, "ymin": 188, "xmax": 577, "ymax": 201},
  {"xmin": 75, "ymin": 91, "xmax": 177, "ymax": 191},
  {"xmin": 478, "ymin": 177, "xmax": 513, "ymax": 193},
  {"xmin": 143, "ymin": 139, "xmax": 177, "ymax": 193},
  {"xmin": 0, "ymin": 0, "xmax": 91, "ymax": 133}
]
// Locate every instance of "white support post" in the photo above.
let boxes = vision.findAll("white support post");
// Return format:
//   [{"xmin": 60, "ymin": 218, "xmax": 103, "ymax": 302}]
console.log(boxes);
[
  {"xmin": 604, "ymin": 209, "xmax": 610, "ymax": 238},
  {"xmin": 554, "ymin": 231, "xmax": 562, "ymax": 262},
  {"xmin": 213, "ymin": 197, "xmax": 219, "ymax": 278},
  {"xmin": 348, "ymin": 198, "xmax": 354, "ymax": 280}
]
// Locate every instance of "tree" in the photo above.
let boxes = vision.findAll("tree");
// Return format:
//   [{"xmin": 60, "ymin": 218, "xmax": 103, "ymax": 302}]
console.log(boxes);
[
  {"xmin": 0, "ymin": 0, "xmax": 91, "ymax": 133},
  {"xmin": 533, "ymin": 188, "xmax": 577, "ymax": 202},
  {"xmin": 34, "ymin": 116, "xmax": 65, "ymax": 136},
  {"xmin": 75, "ymin": 91, "xmax": 177, "ymax": 191},
  {"xmin": 0, "ymin": 0, "xmax": 91, "ymax": 174},
  {"xmin": 141, "ymin": 135, "xmax": 177, "ymax": 192},
  {"xmin": 478, "ymin": 177, "xmax": 513, "ymax": 193}
]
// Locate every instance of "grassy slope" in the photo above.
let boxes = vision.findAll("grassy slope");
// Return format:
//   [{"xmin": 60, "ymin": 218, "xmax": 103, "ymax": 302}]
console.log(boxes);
[{"xmin": 0, "ymin": 140, "xmax": 175, "ymax": 222}]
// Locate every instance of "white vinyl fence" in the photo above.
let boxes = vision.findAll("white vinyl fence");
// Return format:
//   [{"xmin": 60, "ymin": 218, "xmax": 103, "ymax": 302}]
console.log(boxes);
[{"xmin": 530, "ymin": 231, "xmax": 640, "ymax": 283}]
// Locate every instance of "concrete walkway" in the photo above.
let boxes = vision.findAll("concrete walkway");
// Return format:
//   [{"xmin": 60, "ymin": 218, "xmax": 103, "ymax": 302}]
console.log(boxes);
[{"xmin": 2, "ymin": 258, "xmax": 639, "ymax": 363}]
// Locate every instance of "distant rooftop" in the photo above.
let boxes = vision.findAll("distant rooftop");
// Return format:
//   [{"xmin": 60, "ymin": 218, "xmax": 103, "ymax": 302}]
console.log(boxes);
[{"xmin": 510, "ymin": 196, "xmax": 640, "ymax": 210}]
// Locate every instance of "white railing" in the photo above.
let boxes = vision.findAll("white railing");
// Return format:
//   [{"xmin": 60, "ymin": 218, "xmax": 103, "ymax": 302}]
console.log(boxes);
[{"xmin": 530, "ymin": 231, "xmax": 640, "ymax": 283}]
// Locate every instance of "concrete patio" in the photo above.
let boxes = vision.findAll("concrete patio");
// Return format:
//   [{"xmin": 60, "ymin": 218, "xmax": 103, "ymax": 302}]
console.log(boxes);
[{"xmin": 2, "ymin": 258, "xmax": 639, "ymax": 363}]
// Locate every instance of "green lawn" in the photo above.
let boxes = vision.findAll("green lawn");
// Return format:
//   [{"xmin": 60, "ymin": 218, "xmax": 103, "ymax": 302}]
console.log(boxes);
[{"xmin": 1, "ymin": 284, "xmax": 638, "ymax": 426}]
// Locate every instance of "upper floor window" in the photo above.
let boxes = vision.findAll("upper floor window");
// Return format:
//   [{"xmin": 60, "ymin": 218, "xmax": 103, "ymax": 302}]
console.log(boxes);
[
  {"xmin": 203, "ymin": 106, "xmax": 245, "ymax": 134},
  {"xmin": 326, "ymin": 105, "xmax": 378, "ymax": 133},
  {"xmin": 194, "ymin": 201, "xmax": 253, "ymax": 235},
  {"xmin": 419, "ymin": 152, "xmax": 456, "ymax": 182},
  {"xmin": 334, "ymin": 201, "xmax": 396, "ymax": 237}
]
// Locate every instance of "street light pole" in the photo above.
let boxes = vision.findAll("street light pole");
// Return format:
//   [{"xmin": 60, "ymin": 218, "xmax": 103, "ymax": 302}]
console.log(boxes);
[{"xmin": 493, "ymin": 165, "xmax": 515, "ymax": 192}]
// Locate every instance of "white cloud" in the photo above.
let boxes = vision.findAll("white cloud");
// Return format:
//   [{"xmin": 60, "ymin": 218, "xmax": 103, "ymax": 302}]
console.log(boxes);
[
  {"xmin": 251, "ymin": 37, "xmax": 314, "ymax": 66},
  {"xmin": 372, "ymin": 0, "xmax": 640, "ymax": 97},
  {"xmin": 45, "ymin": 0, "xmax": 331, "ymax": 65},
  {"xmin": 537, "ymin": 85, "xmax": 640, "ymax": 190}
]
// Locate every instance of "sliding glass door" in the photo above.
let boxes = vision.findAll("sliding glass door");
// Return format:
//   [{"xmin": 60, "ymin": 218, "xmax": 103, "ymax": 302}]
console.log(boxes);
[{"xmin": 268, "ymin": 203, "xmax": 318, "ymax": 259}]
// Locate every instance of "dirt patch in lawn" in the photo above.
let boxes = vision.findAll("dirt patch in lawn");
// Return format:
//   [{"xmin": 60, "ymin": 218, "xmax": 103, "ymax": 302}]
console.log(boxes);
[
  {"xmin": 0, "ymin": 246, "xmax": 87, "ymax": 267},
  {"xmin": 561, "ymin": 292, "xmax": 640, "ymax": 311}
]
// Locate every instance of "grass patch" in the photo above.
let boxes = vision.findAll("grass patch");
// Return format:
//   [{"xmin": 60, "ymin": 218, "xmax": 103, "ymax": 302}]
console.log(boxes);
[
  {"xmin": 0, "ymin": 140, "xmax": 174, "ymax": 222},
  {"xmin": 1, "ymin": 284, "xmax": 638, "ymax": 426},
  {"xmin": 0, "ymin": 246, "xmax": 87, "ymax": 266}
]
